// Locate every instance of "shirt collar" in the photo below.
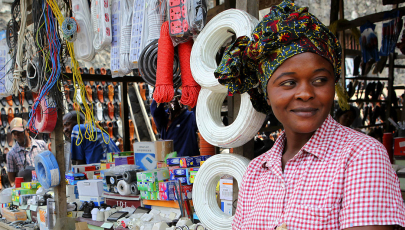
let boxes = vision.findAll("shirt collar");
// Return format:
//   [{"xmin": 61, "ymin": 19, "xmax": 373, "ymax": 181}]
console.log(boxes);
[
  {"xmin": 15, "ymin": 137, "xmax": 38, "ymax": 150},
  {"xmin": 264, "ymin": 114, "xmax": 339, "ymax": 167}
]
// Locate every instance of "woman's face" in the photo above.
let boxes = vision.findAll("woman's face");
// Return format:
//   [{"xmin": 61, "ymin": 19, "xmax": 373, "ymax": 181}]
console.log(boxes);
[{"xmin": 266, "ymin": 52, "xmax": 335, "ymax": 135}]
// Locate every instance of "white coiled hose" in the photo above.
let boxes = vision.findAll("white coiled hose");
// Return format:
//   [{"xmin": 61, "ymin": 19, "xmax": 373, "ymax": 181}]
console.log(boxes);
[
  {"xmin": 91, "ymin": 0, "xmax": 112, "ymax": 52},
  {"xmin": 192, "ymin": 153, "xmax": 250, "ymax": 230},
  {"xmin": 110, "ymin": 0, "xmax": 122, "ymax": 77},
  {"xmin": 119, "ymin": 0, "xmax": 133, "ymax": 75},
  {"xmin": 196, "ymin": 88, "xmax": 266, "ymax": 148},
  {"xmin": 72, "ymin": 0, "xmax": 95, "ymax": 61},
  {"xmin": 190, "ymin": 9, "xmax": 259, "ymax": 93}
]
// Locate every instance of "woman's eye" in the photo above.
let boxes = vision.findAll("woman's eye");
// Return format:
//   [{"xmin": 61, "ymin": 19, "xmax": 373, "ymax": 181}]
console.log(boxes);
[
  {"xmin": 281, "ymin": 81, "xmax": 295, "ymax": 86},
  {"xmin": 313, "ymin": 78, "xmax": 327, "ymax": 84}
]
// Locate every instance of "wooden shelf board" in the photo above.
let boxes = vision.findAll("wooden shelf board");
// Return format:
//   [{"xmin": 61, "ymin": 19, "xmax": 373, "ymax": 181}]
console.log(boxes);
[
  {"xmin": 345, "ymin": 77, "xmax": 389, "ymax": 80},
  {"xmin": 143, "ymin": 200, "xmax": 180, "ymax": 208},
  {"xmin": 142, "ymin": 200, "xmax": 193, "ymax": 209},
  {"xmin": 358, "ymin": 123, "xmax": 385, "ymax": 129},
  {"xmin": 349, "ymin": 99, "xmax": 386, "ymax": 103},
  {"xmin": 337, "ymin": 7, "xmax": 405, "ymax": 31}
]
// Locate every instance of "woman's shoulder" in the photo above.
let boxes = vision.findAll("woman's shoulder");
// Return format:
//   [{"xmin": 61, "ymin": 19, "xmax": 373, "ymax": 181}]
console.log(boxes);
[{"xmin": 332, "ymin": 124, "xmax": 387, "ymax": 161}]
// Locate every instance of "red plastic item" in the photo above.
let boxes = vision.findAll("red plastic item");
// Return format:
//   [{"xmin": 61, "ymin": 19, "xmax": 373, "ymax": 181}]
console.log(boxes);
[
  {"xmin": 383, "ymin": 133, "xmax": 394, "ymax": 163},
  {"xmin": 15, "ymin": 177, "xmax": 24, "ymax": 188},
  {"xmin": 394, "ymin": 137, "xmax": 405, "ymax": 156}
]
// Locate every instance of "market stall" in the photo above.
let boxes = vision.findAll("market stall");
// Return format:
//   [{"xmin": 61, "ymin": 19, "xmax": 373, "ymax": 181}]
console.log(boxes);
[{"xmin": 0, "ymin": 0, "xmax": 403, "ymax": 229}]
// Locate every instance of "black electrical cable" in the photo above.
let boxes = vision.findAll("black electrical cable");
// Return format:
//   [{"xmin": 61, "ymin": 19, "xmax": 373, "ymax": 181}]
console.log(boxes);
[
  {"xmin": 6, "ymin": 19, "xmax": 18, "ymax": 49},
  {"xmin": 137, "ymin": 39, "xmax": 181, "ymax": 87}
]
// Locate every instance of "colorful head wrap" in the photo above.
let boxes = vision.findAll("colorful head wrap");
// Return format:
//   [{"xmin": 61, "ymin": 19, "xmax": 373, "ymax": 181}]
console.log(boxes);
[{"xmin": 214, "ymin": 0, "xmax": 342, "ymax": 114}]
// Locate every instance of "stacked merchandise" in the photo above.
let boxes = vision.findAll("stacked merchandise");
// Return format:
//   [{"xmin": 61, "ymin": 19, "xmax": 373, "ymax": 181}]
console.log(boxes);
[{"xmin": 137, "ymin": 168, "xmax": 170, "ymax": 200}]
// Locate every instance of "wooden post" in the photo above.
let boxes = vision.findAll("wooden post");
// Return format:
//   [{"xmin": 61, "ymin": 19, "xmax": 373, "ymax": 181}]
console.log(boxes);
[
  {"xmin": 52, "ymin": 106, "xmax": 67, "ymax": 219},
  {"xmin": 236, "ymin": 0, "xmax": 259, "ymax": 18},
  {"xmin": 121, "ymin": 83, "xmax": 130, "ymax": 150},
  {"xmin": 387, "ymin": 53, "xmax": 395, "ymax": 131},
  {"xmin": 338, "ymin": 0, "xmax": 346, "ymax": 83},
  {"xmin": 330, "ymin": 0, "xmax": 339, "ymax": 24}
]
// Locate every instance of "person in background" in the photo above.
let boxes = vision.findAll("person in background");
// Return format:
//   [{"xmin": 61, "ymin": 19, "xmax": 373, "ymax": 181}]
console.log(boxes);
[
  {"xmin": 63, "ymin": 111, "xmax": 119, "ymax": 164},
  {"xmin": 335, "ymin": 105, "xmax": 357, "ymax": 127},
  {"xmin": 151, "ymin": 91, "xmax": 199, "ymax": 157},
  {"xmin": 7, "ymin": 118, "xmax": 48, "ymax": 184}
]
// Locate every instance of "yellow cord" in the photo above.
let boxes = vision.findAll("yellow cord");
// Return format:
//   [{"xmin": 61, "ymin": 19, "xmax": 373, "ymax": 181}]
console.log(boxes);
[
  {"xmin": 46, "ymin": 0, "xmax": 111, "ymax": 146},
  {"xmin": 335, "ymin": 79, "xmax": 350, "ymax": 111}
]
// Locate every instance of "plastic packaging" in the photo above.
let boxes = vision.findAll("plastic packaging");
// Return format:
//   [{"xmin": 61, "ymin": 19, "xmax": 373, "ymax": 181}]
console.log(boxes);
[
  {"xmin": 168, "ymin": 0, "xmax": 207, "ymax": 45},
  {"xmin": 34, "ymin": 151, "xmax": 61, "ymax": 190}
]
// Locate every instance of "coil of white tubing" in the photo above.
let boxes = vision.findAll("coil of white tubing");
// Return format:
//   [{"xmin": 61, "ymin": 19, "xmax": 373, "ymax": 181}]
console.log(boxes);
[
  {"xmin": 192, "ymin": 153, "xmax": 250, "ymax": 230},
  {"xmin": 190, "ymin": 9, "xmax": 259, "ymax": 93},
  {"xmin": 196, "ymin": 88, "xmax": 266, "ymax": 148}
]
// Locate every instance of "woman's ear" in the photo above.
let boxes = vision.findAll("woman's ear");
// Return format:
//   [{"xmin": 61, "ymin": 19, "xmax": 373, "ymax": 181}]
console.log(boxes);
[{"xmin": 266, "ymin": 96, "xmax": 271, "ymax": 106}]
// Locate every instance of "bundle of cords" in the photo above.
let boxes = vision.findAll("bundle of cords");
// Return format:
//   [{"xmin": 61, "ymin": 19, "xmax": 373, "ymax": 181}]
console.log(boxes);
[
  {"xmin": 91, "ymin": 0, "xmax": 112, "ymax": 52},
  {"xmin": 153, "ymin": 21, "xmax": 174, "ymax": 104},
  {"xmin": 72, "ymin": 0, "xmax": 95, "ymax": 62},
  {"xmin": 46, "ymin": 0, "xmax": 110, "ymax": 144},
  {"xmin": 119, "ymin": 0, "xmax": 133, "ymax": 75},
  {"xmin": 12, "ymin": 0, "xmax": 28, "ymax": 96},
  {"xmin": 146, "ymin": 0, "xmax": 165, "ymax": 44},
  {"xmin": 110, "ymin": 0, "xmax": 121, "ymax": 77},
  {"xmin": 178, "ymin": 40, "xmax": 200, "ymax": 108},
  {"xmin": 27, "ymin": 1, "xmax": 61, "ymax": 133}
]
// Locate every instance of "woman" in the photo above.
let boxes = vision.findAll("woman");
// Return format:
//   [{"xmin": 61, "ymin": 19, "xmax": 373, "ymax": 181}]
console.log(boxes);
[{"xmin": 215, "ymin": 1, "xmax": 405, "ymax": 229}]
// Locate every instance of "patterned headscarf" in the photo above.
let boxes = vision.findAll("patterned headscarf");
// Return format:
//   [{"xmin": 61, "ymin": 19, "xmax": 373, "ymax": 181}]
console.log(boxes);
[{"xmin": 214, "ymin": 0, "xmax": 342, "ymax": 114}]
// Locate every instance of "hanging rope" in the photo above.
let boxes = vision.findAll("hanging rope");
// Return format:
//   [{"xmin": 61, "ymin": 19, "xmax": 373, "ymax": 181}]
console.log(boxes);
[
  {"xmin": 12, "ymin": 0, "xmax": 28, "ymax": 96},
  {"xmin": 153, "ymin": 21, "xmax": 174, "ymax": 104},
  {"xmin": 46, "ymin": 0, "xmax": 109, "ymax": 144},
  {"xmin": 178, "ymin": 40, "xmax": 200, "ymax": 108}
]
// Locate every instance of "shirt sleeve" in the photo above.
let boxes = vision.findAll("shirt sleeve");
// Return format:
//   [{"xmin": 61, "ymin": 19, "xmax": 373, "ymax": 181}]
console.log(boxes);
[
  {"xmin": 232, "ymin": 161, "xmax": 256, "ymax": 230},
  {"xmin": 6, "ymin": 151, "xmax": 16, "ymax": 173},
  {"xmin": 150, "ymin": 100, "xmax": 168, "ymax": 131},
  {"xmin": 71, "ymin": 126, "xmax": 85, "ymax": 161},
  {"xmin": 339, "ymin": 139, "xmax": 405, "ymax": 229}
]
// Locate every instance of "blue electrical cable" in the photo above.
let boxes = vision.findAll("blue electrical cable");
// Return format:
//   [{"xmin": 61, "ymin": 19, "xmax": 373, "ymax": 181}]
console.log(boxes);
[
  {"xmin": 28, "ymin": 1, "xmax": 61, "ymax": 133},
  {"xmin": 34, "ymin": 150, "xmax": 60, "ymax": 189},
  {"xmin": 62, "ymin": 17, "xmax": 78, "ymax": 42}
]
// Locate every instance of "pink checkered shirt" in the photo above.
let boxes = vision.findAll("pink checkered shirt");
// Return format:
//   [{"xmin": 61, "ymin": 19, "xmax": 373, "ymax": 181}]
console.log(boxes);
[{"xmin": 233, "ymin": 115, "xmax": 405, "ymax": 230}]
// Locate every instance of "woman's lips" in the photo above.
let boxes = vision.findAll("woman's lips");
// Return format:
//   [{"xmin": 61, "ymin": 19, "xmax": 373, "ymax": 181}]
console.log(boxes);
[{"xmin": 290, "ymin": 107, "xmax": 318, "ymax": 117}]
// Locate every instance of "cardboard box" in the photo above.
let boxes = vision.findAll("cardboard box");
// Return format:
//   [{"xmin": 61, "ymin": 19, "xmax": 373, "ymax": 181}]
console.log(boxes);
[
  {"xmin": 77, "ymin": 180, "xmax": 104, "ymax": 197},
  {"xmin": 2, "ymin": 207, "xmax": 27, "ymax": 222},
  {"xmin": 221, "ymin": 200, "xmax": 233, "ymax": 216},
  {"xmin": 137, "ymin": 168, "xmax": 170, "ymax": 183},
  {"xmin": 158, "ymin": 181, "xmax": 176, "ymax": 201},
  {"xmin": 175, "ymin": 176, "xmax": 187, "ymax": 185},
  {"xmin": 134, "ymin": 142, "xmax": 157, "ymax": 171},
  {"xmin": 179, "ymin": 157, "xmax": 191, "ymax": 168},
  {"xmin": 75, "ymin": 222, "xmax": 90, "ymax": 230},
  {"xmin": 155, "ymin": 140, "xmax": 174, "ymax": 161},
  {"xmin": 174, "ymin": 184, "xmax": 193, "ymax": 200},
  {"xmin": 166, "ymin": 157, "xmax": 182, "ymax": 166},
  {"xmin": 157, "ymin": 161, "xmax": 167, "ymax": 168},
  {"xmin": 169, "ymin": 166, "xmax": 180, "ymax": 180},
  {"xmin": 21, "ymin": 182, "xmax": 40, "ymax": 189},
  {"xmin": 140, "ymin": 191, "xmax": 151, "ymax": 200},
  {"xmin": 137, "ymin": 181, "xmax": 158, "ymax": 192},
  {"xmin": 173, "ymin": 168, "xmax": 189, "ymax": 176},
  {"xmin": 220, "ymin": 178, "xmax": 233, "ymax": 201}
]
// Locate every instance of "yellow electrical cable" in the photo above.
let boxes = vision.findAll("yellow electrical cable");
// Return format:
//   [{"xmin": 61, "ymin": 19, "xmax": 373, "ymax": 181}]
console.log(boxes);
[{"xmin": 46, "ymin": 0, "xmax": 111, "ymax": 146}]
